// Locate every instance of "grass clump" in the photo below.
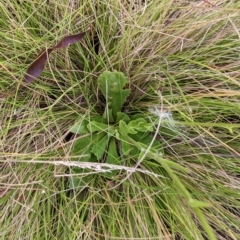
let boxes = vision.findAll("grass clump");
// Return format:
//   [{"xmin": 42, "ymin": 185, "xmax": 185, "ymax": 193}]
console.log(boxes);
[{"xmin": 1, "ymin": 0, "xmax": 240, "ymax": 239}]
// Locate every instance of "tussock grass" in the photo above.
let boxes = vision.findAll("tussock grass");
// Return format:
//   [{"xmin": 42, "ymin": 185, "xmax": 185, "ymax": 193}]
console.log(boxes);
[{"xmin": 1, "ymin": 0, "xmax": 240, "ymax": 239}]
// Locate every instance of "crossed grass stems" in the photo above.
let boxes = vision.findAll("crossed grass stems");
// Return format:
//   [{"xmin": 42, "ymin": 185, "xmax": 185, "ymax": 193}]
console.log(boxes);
[{"xmin": 1, "ymin": 1, "xmax": 240, "ymax": 239}]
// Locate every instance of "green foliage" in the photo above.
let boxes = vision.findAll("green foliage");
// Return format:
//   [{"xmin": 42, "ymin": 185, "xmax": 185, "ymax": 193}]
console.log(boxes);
[
  {"xmin": 69, "ymin": 70, "xmax": 163, "ymax": 187},
  {"xmin": 98, "ymin": 71, "xmax": 131, "ymax": 120},
  {"xmin": 3, "ymin": 1, "xmax": 240, "ymax": 239},
  {"xmin": 68, "ymin": 70, "xmax": 216, "ymax": 239}
]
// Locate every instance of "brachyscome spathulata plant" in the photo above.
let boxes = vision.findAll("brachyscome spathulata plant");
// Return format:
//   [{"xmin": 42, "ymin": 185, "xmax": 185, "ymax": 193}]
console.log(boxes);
[{"xmin": 69, "ymin": 71, "xmax": 163, "ymax": 188}]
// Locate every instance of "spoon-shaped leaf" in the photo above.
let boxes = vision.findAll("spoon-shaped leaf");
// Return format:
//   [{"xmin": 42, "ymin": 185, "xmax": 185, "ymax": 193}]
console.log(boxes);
[{"xmin": 98, "ymin": 71, "xmax": 130, "ymax": 120}]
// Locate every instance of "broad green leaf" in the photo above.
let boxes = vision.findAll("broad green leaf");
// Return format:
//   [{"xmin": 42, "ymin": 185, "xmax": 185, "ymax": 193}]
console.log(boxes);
[
  {"xmin": 120, "ymin": 118, "xmax": 153, "ymax": 136},
  {"xmin": 72, "ymin": 132, "xmax": 106, "ymax": 161},
  {"xmin": 69, "ymin": 119, "xmax": 89, "ymax": 134},
  {"xmin": 130, "ymin": 145, "xmax": 139, "ymax": 157},
  {"xmin": 87, "ymin": 121, "xmax": 109, "ymax": 133},
  {"xmin": 119, "ymin": 120, "xmax": 128, "ymax": 136},
  {"xmin": 126, "ymin": 127, "xmax": 137, "ymax": 134},
  {"xmin": 106, "ymin": 137, "xmax": 120, "ymax": 165},
  {"xmin": 103, "ymin": 108, "xmax": 114, "ymax": 123},
  {"xmin": 130, "ymin": 132, "xmax": 163, "ymax": 155},
  {"xmin": 128, "ymin": 118, "xmax": 153, "ymax": 133},
  {"xmin": 130, "ymin": 113, "xmax": 146, "ymax": 120},
  {"xmin": 91, "ymin": 133, "xmax": 109, "ymax": 160},
  {"xmin": 72, "ymin": 135, "xmax": 92, "ymax": 161},
  {"xmin": 98, "ymin": 71, "xmax": 130, "ymax": 120},
  {"xmin": 119, "ymin": 134, "xmax": 139, "ymax": 157},
  {"xmin": 116, "ymin": 112, "xmax": 130, "ymax": 123},
  {"xmin": 105, "ymin": 137, "xmax": 121, "ymax": 178},
  {"xmin": 70, "ymin": 133, "xmax": 100, "ymax": 189},
  {"xmin": 120, "ymin": 138, "xmax": 132, "ymax": 155},
  {"xmin": 91, "ymin": 114, "xmax": 105, "ymax": 123},
  {"xmin": 70, "ymin": 114, "xmax": 104, "ymax": 134}
]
